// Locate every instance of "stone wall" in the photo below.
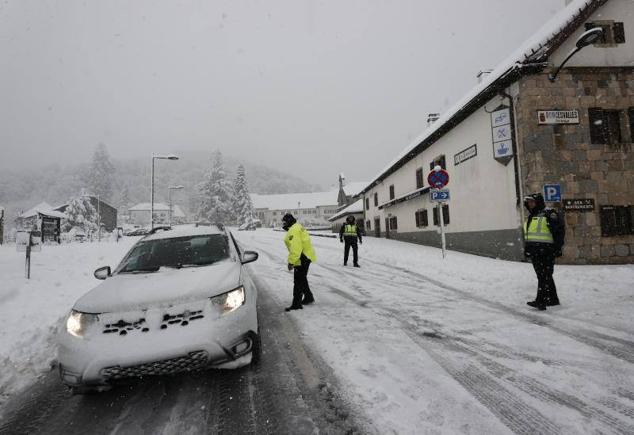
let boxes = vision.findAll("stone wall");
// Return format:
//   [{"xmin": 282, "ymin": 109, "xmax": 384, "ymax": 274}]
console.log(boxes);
[{"xmin": 514, "ymin": 68, "xmax": 634, "ymax": 264}]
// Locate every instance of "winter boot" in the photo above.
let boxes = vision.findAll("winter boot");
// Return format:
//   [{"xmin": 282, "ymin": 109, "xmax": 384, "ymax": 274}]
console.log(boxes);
[
  {"xmin": 285, "ymin": 305, "xmax": 303, "ymax": 312},
  {"xmin": 546, "ymin": 298, "xmax": 560, "ymax": 306},
  {"xmin": 527, "ymin": 301, "xmax": 546, "ymax": 311},
  {"xmin": 353, "ymin": 263, "xmax": 361, "ymax": 268}
]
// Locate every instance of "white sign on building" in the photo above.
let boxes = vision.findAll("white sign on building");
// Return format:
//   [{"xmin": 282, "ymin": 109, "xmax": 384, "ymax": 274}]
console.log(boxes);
[{"xmin": 537, "ymin": 110, "xmax": 580, "ymax": 125}]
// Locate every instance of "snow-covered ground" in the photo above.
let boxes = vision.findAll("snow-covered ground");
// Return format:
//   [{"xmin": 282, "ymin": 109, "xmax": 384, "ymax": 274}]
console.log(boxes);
[
  {"xmin": 0, "ymin": 238, "xmax": 137, "ymax": 406},
  {"xmin": 1, "ymin": 229, "xmax": 633, "ymax": 433},
  {"xmin": 236, "ymin": 229, "xmax": 634, "ymax": 434}
]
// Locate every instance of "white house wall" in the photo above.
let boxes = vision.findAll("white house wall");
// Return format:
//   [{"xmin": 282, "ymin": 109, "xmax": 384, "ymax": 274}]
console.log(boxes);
[{"xmin": 365, "ymin": 95, "xmax": 523, "ymax": 259}]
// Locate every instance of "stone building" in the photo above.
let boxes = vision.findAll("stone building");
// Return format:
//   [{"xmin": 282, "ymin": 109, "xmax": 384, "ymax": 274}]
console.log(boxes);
[{"xmin": 361, "ymin": 0, "xmax": 633, "ymax": 264}]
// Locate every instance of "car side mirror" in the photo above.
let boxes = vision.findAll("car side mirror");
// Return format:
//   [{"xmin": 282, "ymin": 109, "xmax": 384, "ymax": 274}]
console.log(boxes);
[
  {"xmin": 94, "ymin": 266, "xmax": 111, "ymax": 280},
  {"xmin": 241, "ymin": 251, "xmax": 259, "ymax": 265}
]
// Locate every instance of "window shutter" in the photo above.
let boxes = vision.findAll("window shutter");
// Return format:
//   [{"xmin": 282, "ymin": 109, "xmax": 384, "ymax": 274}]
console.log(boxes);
[
  {"xmin": 415, "ymin": 211, "xmax": 420, "ymax": 228},
  {"xmin": 613, "ymin": 22, "xmax": 625, "ymax": 44},
  {"xmin": 422, "ymin": 210, "xmax": 428, "ymax": 227},
  {"xmin": 600, "ymin": 206, "xmax": 616, "ymax": 236},
  {"xmin": 442, "ymin": 204, "xmax": 450, "ymax": 225},
  {"xmin": 628, "ymin": 108, "xmax": 634, "ymax": 143},
  {"xmin": 433, "ymin": 207, "xmax": 439, "ymax": 226}
]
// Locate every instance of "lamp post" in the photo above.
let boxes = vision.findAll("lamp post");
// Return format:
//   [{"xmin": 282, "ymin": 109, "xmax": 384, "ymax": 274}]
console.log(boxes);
[
  {"xmin": 151, "ymin": 154, "xmax": 179, "ymax": 229},
  {"xmin": 168, "ymin": 185, "xmax": 184, "ymax": 227},
  {"xmin": 549, "ymin": 27, "xmax": 603, "ymax": 82}
]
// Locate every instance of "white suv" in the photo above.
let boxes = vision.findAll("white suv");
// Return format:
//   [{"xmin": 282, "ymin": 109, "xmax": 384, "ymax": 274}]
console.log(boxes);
[{"xmin": 57, "ymin": 225, "xmax": 260, "ymax": 393}]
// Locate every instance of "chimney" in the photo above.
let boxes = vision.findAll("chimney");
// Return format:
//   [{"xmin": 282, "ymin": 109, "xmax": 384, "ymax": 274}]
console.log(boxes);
[
  {"xmin": 477, "ymin": 69, "xmax": 493, "ymax": 83},
  {"xmin": 427, "ymin": 113, "xmax": 440, "ymax": 127}
]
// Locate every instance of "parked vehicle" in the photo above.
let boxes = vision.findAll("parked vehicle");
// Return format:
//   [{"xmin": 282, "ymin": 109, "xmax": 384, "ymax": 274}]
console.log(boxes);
[{"xmin": 57, "ymin": 225, "xmax": 260, "ymax": 393}]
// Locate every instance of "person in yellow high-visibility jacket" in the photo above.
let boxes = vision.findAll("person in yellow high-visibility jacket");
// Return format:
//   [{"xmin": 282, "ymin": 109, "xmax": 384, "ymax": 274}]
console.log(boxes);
[
  {"xmin": 524, "ymin": 193, "xmax": 565, "ymax": 311},
  {"xmin": 282, "ymin": 213, "xmax": 317, "ymax": 311}
]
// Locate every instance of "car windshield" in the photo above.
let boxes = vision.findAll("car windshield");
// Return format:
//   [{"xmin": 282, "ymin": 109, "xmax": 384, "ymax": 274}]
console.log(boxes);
[{"xmin": 118, "ymin": 234, "xmax": 230, "ymax": 273}]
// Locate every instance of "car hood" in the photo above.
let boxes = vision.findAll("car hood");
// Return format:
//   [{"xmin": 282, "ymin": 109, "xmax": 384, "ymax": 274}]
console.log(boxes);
[{"xmin": 74, "ymin": 260, "xmax": 242, "ymax": 313}]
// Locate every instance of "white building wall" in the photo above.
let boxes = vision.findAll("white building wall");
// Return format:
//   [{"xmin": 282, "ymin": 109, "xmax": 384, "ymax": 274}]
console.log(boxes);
[{"xmin": 365, "ymin": 95, "xmax": 521, "ymax": 253}]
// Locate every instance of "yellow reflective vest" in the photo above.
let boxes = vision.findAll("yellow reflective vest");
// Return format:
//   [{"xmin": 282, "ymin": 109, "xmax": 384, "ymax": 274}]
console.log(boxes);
[
  {"xmin": 343, "ymin": 224, "xmax": 358, "ymax": 237},
  {"xmin": 284, "ymin": 223, "xmax": 317, "ymax": 266},
  {"xmin": 524, "ymin": 214, "xmax": 554, "ymax": 244}
]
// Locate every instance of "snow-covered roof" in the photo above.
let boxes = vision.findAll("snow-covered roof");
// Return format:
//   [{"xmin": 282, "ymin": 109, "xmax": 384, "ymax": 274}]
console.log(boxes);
[
  {"xmin": 360, "ymin": 0, "xmax": 602, "ymax": 194},
  {"xmin": 142, "ymin": 224, "xmax": 224, "ymax": 241},
  {"xmin": 129, "ymin": 202, "xmax": 186, "ymax": 217},
  {"xmin": 341, "ymin": 182, "xmax": 368, "ymax": 198},
  {"xmin": 251, "ymin": 191, "xmax": 339, "ymax": 210},
  {"xmin": 328, "ymin": 199, "xmax": 364, "ymax": 222},
  {"xmin": 19, "ymin": 202, "xmax": 67, "ymax": 219}
]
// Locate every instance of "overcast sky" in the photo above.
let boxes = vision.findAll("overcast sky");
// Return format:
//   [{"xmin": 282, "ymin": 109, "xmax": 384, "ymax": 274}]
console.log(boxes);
[{"xmin": 1, "ymin": 0, "xmax": 565, "ymax": 186}]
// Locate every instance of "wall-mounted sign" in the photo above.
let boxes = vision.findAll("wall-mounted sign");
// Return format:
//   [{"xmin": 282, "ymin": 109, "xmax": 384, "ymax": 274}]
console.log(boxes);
[
  {"xmin": 491, "ymin": 108, "xmax": 511, "ymax": 128},
  {"xmin": 563, "ymin": 198, "xmax": 595, "ymax": 212},
  {"xmin": 490, "ymin": 106, "xmax": 513, "ymax": 165},
  {"xmin": 537, "ymin": 110, "xmax": 579, "ymax": 125},
  {"xmin": 543, "ymin": 184, "xmax": 562, "ymax": 202},
  {"xmin": 454, "ymin": 144, "xmax": 477, "ymax": 166},
  {"xmin": 494, "ymin": 140, "xmax": 513, "ymax": 159}
]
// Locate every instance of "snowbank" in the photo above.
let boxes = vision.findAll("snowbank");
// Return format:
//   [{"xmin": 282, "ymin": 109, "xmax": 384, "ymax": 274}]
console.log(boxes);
[{"xmin": 0, "ymin": 239, "xmax": 137, "ymax": 407}]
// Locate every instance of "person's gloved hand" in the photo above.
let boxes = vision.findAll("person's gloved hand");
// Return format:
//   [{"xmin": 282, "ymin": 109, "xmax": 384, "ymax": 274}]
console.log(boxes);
[
  {"xmin": 555, "ymin": 247, "xmax": 563, "ymax": 257},
  {"xmin": 359, "ymin": 240, "xmax": 363, "ymax": 245},
  {"xmin": 287, "ymin": 263, "xmax": 293, "ymax": 271},
  {"xmin": 339, "ymin": 239, "xmax": 343, "ymax": 243},
  {"xmin": 524, "ymin": 250, "xmax": 531, "ymax": 258}
]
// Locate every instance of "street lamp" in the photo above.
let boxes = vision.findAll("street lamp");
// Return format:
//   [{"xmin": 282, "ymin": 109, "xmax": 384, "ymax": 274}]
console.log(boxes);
[
  {"xmin": 151, "ymin": 154, "xmax": 179, "ymax": 229},
  {"xmin": 168, "ymin": 185, "xmax": 184, "ymax": 227},
  {"xmin": 548, "ymin": 27, "xmax": 603, "ymax": 82}
]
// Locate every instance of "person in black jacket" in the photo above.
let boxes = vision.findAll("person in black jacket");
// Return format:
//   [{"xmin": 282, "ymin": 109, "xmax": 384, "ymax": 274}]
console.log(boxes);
[
  {"xmin": 523, "ymin": 193, "xmax": 565, "ymax": 310},
  {"xmin": 339, "ymin": 215, "xmax": 363, "ymax": 267}
]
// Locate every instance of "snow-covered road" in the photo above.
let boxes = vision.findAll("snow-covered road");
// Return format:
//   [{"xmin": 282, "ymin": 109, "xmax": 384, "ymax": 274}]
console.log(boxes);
[
  {"xmin": 1, "ymin": 229, "xmax": 633, "ymax": 434},
  {"xmin": 235, "ymin": 229, "xmax": 634, "ymax": 434}
]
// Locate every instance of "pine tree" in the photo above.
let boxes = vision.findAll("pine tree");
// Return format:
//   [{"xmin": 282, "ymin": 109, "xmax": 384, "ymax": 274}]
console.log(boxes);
[
  {"xmin": 62, "ymin": 193, "xmax": 99, "ymax": 234},
  {"xmin": 197, "ymin": 151, "xmax": 235, "ymax": 224},
  {"xmin": 88, "ymin": 143, "xmax": 115, "ymax": 202},
  {"xmin": 233, "ymin": 165, "xmax": 255, "ymax": 226}
]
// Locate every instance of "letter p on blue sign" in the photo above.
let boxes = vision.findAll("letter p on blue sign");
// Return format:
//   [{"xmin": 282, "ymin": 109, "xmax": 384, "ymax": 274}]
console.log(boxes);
[{"xmin": 543, "ymin": 184, "xmax": 561, "ymax": 202}]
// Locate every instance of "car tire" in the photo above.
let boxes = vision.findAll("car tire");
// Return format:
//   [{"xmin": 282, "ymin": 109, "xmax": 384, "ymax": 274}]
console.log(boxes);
[{"xmin": 250, "ymin": 332, "xmax": 262, "ymax": 366}]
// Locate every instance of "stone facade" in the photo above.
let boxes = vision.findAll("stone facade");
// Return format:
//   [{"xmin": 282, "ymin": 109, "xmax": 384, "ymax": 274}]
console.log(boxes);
[{"xmin": 514, "ymin": 68, "xmax": 634, "ymax": 264}]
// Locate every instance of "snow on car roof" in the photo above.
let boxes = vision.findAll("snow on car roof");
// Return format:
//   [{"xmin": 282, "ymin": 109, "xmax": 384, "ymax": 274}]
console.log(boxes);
[{"xmin": 142, "ymin": 225, "xmax": 225, "ymax": 241}]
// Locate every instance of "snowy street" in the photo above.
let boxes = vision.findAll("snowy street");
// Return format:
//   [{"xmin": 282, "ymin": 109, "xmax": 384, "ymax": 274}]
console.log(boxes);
[{"xmin": 1, "ymin": 229, "xmax": 634, "ymax": 434}]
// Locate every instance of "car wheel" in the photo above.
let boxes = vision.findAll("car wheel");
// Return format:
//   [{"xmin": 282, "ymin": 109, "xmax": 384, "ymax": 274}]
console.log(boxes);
[{"xmin": 250, "ymin": 332, "xmax": 262, "ymax": 366}]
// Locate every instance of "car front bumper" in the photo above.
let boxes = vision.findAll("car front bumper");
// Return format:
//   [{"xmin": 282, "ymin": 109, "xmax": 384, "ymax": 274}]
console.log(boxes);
[{"xmin": 57, "ymin": 301, "xmax": 258, "ymax": 387}]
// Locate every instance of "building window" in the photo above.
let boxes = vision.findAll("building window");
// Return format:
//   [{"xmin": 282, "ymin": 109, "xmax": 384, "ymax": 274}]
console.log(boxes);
[
  {"xmin": 589, "ymin": 108, "xmax": 623, "ymax": 145},
  {"xmin": 415, "ymin": 209, "xmax": 428, "ymax": 228},
  {"xmin": 429, "ymin": 155, "xmax": 446, "ymax": 171},
  {"xmin": 600, "ymin": 205, "xmax": 633, "ymax": 236},
  {"xmin": 585, "ymin": 21, "xmax": 626, "ymax": 46},
  {"xmin": 366, "ymin": 220, "xmax": 371, "ymax": 231},
  {"xmin": 389, "ymin": 216, "xmax": 398, "ymax": 230},
  {"xmin": 365, "ymin": 198, "xmax": 370, "ymax": 211},
  {"xmin": 389, "ymin": 185, "xmax": 395, "ymax": 200},
  {"xmin": 374, "ymin": 192, "xmax": 378, "ymax": 207},
  {"xmin": 432, "ymin": 205, "xmax": 450, "ymax": 226},
  {"xmin": 415, "ymin": 168, "xmax": 424, "ymax": 189}
]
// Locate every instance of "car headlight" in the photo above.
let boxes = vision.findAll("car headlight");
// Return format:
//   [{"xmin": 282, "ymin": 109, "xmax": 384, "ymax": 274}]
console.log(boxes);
[
  {"xmin": 66, "ymin": 310, "xmax": 98, "ymax": 338},
  {"xmin": 210, "ymin": 286, "xmax": 245, "ymax": 315}
]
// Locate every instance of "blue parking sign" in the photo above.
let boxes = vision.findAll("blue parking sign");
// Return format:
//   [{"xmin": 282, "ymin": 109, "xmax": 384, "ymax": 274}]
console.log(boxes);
[{"xmin": 543, "ymin": 184, "xmax": 561, "ymax": 202}]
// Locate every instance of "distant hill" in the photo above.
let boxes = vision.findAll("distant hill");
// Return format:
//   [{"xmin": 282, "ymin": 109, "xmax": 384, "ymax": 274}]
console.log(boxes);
[{"xmin": 0, "ymin": 151, "xmax": 320, "ymax": 227}]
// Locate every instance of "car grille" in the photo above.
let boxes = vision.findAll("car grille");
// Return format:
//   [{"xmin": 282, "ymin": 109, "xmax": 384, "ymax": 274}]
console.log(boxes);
[
  {"xmin": 103, "ymin": 318, "xmax": 149, "ymax": 335},
  {"xmin": 102, "ymin": 309, "xmax": 205, "ymax": 335},
  {"xmin": 160, "ymin": 309, "xmax": 204, "ymax": 329},
  {"xmin": 100, "ymin": 350, "xmax": 209, "ymax": 379}
]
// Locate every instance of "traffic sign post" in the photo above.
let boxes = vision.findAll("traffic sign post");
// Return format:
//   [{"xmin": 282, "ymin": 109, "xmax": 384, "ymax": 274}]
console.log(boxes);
[{"xmin": 428, "ymin": 166, "xmax": 450, "ymax": 259}]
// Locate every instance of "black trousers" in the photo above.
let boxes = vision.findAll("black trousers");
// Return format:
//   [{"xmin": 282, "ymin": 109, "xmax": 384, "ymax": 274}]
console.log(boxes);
[
  {"xmin": 343, "ymin": 238, "xmax": 358, "ymax": 265},
  {"xmin": 292, "ymin": 255, "xmax": 313, "ymax": 307},
  {"xmin": 531, "ymin": 254, "xmax": 559, "ymax": 304}
]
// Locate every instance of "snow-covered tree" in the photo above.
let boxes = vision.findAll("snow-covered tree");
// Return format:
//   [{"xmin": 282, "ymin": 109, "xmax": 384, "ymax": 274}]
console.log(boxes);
[
  {"xmin": 62, "ymin": 193, "xmax": 99, "ymax": 234},
  {"xmin": 197, "ymin": 151, "xmax": 235, "ymax": 224},
  {"xmin": 233, "ymin": 165, "xmax": 255, "ymax": 226},
  {"xmin": 87, "ymin": 143, "xmax": 115, "ymax": 202}
]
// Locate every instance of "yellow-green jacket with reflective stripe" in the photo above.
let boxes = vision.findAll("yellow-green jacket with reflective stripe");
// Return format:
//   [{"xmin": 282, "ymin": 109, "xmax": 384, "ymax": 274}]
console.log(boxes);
[
  {"xmin": 343, "ymin": 224, "xmax": 358, "ymax": 237},
  {"xmin": 284, "ymin": 223, "xmax": 317, "ymax": 266},
  {"xmin": 524, "ymin": 213, "xmax": 554, "ymax": 244}
]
